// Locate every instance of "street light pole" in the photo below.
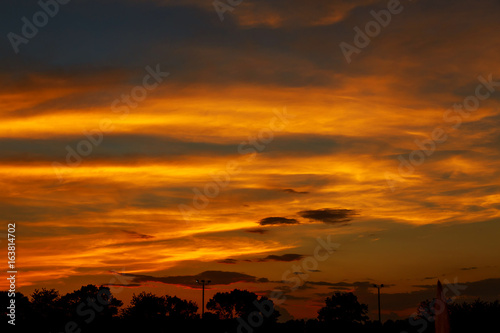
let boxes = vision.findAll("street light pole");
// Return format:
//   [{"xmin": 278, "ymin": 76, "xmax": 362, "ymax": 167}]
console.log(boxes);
[
  {"xmin": 196, "ymin": 279, "xmax": 211, "ymax": 318},
  {"xmin": 373, "ymin": 284, "xmax": 384, "ymax": 323}
]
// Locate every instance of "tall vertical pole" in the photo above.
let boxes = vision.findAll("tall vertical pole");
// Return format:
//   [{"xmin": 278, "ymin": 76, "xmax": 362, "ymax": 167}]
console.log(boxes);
[
  {"xmin": 377, "ymin": 286, "xmax": 381, "ymax": 323},
  {"xmin": 202, "ymin": 282, "xmax": 205, "ymax": 318},
  {"xmin": 196, "ymin": 279, "xmax": 211, "ymax": 319},
  {"xmin": 373, "ymin": 284, "xmax": 384, "ymax": 324}
]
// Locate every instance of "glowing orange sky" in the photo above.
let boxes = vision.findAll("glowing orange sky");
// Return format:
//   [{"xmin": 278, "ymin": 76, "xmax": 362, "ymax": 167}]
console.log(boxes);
[{"xmin": 1, "ymin": 0, "xmax": 500, "ymax": 321}]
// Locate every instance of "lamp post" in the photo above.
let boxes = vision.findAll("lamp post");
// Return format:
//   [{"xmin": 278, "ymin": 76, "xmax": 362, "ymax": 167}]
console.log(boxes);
[
  {"xmin": 373, "ymin": 284, "xmax": 384, "ymax": 323},
  {"xmin": 196, "ymin": 279, "xmax": 211, "ymax": 318}
]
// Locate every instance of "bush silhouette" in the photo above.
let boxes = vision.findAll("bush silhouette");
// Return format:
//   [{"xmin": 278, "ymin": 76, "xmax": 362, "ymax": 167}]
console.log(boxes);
[
  {"xmin": 317, "ymin": 292, "xmax": 369, "ymax": 324},
  {"xmin": 122, "ymin": 292, "xmax": 199, "ymax": 321}
]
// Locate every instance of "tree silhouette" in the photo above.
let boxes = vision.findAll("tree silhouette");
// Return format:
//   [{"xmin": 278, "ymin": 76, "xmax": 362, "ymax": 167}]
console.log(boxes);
[
  {"xmin": 206, "ymin": 289, "xmax": 280, "ymax": 323},
  {"xmin": 449, "ymin": 299, "xmax": 500, "ymax": 332},
  {"xmin": 31, "ymin": 288, "xmax": 60, "ymax": 307},
  {"xmin": 165, "ymin": 295, "xmax": 198, "ymax": 320},
  {"xmin": 31, "ymin": 288, "xmax": 63, "ymax": 321},
  {"xmin": 60, "ymin": 284, "xmax": 123, "ymax": 322},
  {"xmin": 123, "ymin": 292, "xmax": 167, "ymax": 320},
  {"xmin": 1, "ymin": 291, "xmax": 32, "ymax": 324},
  {"xmin": 123, "ymin": 292, "xmax": 198, "ymax": 321},
  {"xmin": 317, "ymin": 292, "xmax": 369, "ymax": 324},
  {"xmin": 207, "ymin": 289, "xmax": 259, "ymax": 319},
  {"xmin": 2, "ymin": 283, "xmax": 499, "ymax": 333},
  {"xmin": 28, "ymin": 288, "xmax": 66, "ymax": 331}
]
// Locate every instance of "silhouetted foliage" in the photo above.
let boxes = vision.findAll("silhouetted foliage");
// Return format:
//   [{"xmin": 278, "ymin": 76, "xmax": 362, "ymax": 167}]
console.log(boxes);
[
  {"xmin": 31, "ymin": 288, "xmax": 64, "ymax": 322},
  {"xmin": 449, "ymin": 299, "xmax": 500, "ymax": 333},
  {"xmin": 206, "ymin": 288, "xmax": 279, "ymax": 323},
  {"xmin": 207, "ymin": 289, "xmax": 258, "ymax": 319},
  {"xmin": 317, "ymin": 292, "xmax": 369, "ymax": 324},
  {"xmin": 60, "ymin": 284, "xmax": 123, "ymax": 323},
  {"xmin": 31, "ymin": 287, "xmax": 60, "ymax": 309},
  {"xmin": 165, "ymin": 295, "xmax": 199, "ymax": 320},
  {"xmin": 2, "ymin": 285, "xmax": 499, "ymax": 333},
  {"xmin": 123, "ymin": 292, "xmax": 199, "ymax": 321},
  {"xmin": 415, "ymin": 298, "xmax": 433, "ymax": 319},
  {"xmin": 1, "ymin": 291, "xmax": 32, "ymax": 324},
  {"xmin": 123, "ymin": 292, "xmax": 167, "ymax": 320},
  {"xmin": 407, "ymin": 297, "xmax": 500, "ymax": 333}
]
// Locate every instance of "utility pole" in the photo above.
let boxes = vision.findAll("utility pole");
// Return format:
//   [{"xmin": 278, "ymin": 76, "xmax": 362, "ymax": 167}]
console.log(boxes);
[
  {"xmin": 373, "ymin": 284, "xmax": 384, "ymax": 323},
  {"xmin": 196, "ymin": 279, "xmax": 211, "ymax": 318}
]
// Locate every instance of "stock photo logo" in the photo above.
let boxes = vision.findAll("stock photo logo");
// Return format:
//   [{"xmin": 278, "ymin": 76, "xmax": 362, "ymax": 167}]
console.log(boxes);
[
  {"xmin": 386, "ymin": 74, "xmax": 500, "ymax": 191},
  {"xmin": 8, "ymin": 0, "xmax": 71, "ymax": 54}
]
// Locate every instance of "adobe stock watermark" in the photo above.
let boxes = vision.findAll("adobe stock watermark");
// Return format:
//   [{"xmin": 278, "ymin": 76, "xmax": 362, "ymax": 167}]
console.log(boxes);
[
  {"xmin": 51, "ymin": 64, "xmax": 169, "ymax": 183},
  {"xmin": 235, "ymin": 235, "xmax": 340, "ymax": 333},
  {"xmin": 403, "ymin": 278, "xmax": 467, "ymax": 333},
  {"xmin": 385, "ymin": 74, "xmax": 500, "ymax": 191},
  {"xmin": 178, "ymin": 107, "xmax": 294, "ymax": 223},
  {"xmin": 340, "ymin": 0, "xmax": 410, "ymax": 64},
  {"xmin": 278, "ymin": 235, "xmax": 340, "ymax": 291},
  {"xmin": 7, "ymin": 0, "xmax": 71, "ymax": 54},
  {"xmin": 6, "ymin": 223, "xmax": 17, "ymax": 326},
  {"xmin": 213, "ymin": 0, "xmax": 244, "ymax": 22}
]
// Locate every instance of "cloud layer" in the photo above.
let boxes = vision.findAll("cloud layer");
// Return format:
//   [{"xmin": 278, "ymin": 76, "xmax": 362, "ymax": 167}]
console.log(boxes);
[{"xmin": 1, "ymin": 0, "xmax": 499, "ymax": 321}]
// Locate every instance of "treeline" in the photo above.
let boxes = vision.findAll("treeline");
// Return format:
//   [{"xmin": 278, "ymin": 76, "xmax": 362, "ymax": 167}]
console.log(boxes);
[{"xmin": 2, "ymin": 285, "xmax": 499, "ymax": 333}]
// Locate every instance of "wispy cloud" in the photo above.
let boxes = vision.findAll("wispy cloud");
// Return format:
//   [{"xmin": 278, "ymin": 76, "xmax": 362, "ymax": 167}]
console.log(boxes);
[
  {"xmin": 259, "ymin": 217, "xmax": 300, "ymax": 226},
  {"xmin": 298, "ymin": 208, "xmax": 358, "ymax": 224}
]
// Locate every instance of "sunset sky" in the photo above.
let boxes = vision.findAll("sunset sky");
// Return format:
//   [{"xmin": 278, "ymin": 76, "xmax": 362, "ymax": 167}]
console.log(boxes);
[{"xmin": 1, "ymin": 0, "xmax": 500, "ymax": 321}]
